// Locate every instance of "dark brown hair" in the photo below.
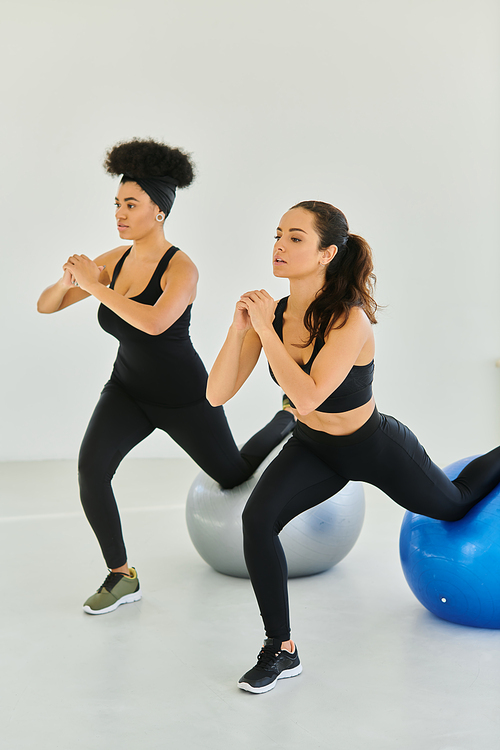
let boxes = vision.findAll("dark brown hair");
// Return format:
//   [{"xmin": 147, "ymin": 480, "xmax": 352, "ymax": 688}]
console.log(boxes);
[{"xmin": 292, "ymin": 201, "xmax": 378, "ymax": 345}]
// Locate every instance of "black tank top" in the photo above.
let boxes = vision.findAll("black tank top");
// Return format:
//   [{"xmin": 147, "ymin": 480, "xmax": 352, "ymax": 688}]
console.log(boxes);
[
  {"xmin": 98, "ymin": 246, "xmax": 208, "ymax": 406},
  {"xmin": 269, "ymin": 297, "xmax": 374, "ymax": 413}
]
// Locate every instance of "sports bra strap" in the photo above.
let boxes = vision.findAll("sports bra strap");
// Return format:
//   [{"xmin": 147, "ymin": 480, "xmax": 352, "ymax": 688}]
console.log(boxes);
[
  {"xmin": 149, "ymin": 245, "xmax": 178, "ymax": 287},
  {"xmin": 272, "ymin": 297, "xmax": 288, "ymax": 338},
  {"xmin": 109, "ymin": 245, "xmax": 178, "ymax": 291},
  {"xmin": 110, "ymin": 247, "xmax": 132, "ymax": 289}
]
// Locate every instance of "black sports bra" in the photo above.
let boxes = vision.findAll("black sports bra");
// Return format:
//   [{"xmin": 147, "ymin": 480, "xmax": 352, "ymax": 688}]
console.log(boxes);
[{"xmin": 269, "ymin": 297, "xmax": 374, "ymax": 414}]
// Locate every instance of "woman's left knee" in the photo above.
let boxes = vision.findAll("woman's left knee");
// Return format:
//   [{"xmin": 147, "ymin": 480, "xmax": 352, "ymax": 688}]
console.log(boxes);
[{"xmin": 242, "ymin": 497, "xmax": 277, "ymax": 540}]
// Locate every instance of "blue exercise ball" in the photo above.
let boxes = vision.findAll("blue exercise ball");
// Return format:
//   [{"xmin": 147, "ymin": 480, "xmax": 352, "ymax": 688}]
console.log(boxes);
[
  {"xmin": 400, "ymin": 456, "xmax": 500, "ymax": 628},
  {"xmin": 186, "ymin": 439, "xmax": 365, "ymax": 579}
]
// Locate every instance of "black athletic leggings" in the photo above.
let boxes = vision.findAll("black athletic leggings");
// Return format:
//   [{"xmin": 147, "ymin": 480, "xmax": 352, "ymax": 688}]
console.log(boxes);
[
  {"xmin": 79, "ymin": 378, "xmax": 294, "ymax": 568},
  {"xmin": 242, "ymin": 408, "xmax": 500, "ymax": 642}
]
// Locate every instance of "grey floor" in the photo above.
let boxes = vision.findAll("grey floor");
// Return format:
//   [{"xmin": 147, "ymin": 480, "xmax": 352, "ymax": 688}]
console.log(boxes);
[{"xmin": 1, "ymin": 458, "xmax": 499, "ymax": 750}]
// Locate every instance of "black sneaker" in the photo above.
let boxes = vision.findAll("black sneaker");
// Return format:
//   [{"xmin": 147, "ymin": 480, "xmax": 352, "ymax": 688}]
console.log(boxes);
[{"xmin": 238, "ymin": 638, "xmax": 302, "ymax": 693}]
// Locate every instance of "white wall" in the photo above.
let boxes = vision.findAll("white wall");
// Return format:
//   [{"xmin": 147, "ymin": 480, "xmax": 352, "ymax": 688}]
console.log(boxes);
[{"xmin": 2, "ymin": 0, "xmax": 499, "ymax": 465}]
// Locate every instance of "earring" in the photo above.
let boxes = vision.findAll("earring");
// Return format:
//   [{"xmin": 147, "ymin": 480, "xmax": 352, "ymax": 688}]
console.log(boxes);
[{"xmin": 156, "ymin": 213, "xmax": 165, "ymax": 222}]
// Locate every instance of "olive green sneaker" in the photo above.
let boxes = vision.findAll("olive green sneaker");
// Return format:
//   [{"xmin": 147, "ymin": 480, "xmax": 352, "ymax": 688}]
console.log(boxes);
[{"xmin": 83, "ymin": 567, "xmax": 141, "ymax": 615}]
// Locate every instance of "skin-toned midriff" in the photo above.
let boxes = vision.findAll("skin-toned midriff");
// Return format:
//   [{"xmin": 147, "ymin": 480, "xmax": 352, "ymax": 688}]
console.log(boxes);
[{"xmin": 287, "ymin": 397, "xmax": 376, "ymax": 436}]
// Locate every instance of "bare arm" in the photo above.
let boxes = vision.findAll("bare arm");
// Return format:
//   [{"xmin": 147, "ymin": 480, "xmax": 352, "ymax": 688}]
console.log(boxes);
[
  {"xmin": 242, "ymin": 290, "xmax": 373, "ymax": 416},
  {"xmin": 37, "ymin": 251, "xmax": 112, "ymax": 313},
  {"xmin": 58, "ymin": 252, "xmax": 198, "ymax": 336},
  {"xmin": 207, "ymin": 301, "xmax": 263, "ymax": 406}
]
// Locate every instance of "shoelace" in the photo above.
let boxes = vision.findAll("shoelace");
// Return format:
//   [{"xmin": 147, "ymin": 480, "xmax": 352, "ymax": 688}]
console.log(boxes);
[
  {"xmin": 256, "ymin": 644, "xmax": 281, "ymax": 668},
  {"xmin": 98, "ymin": 571, "xmax": 126, "ymax": 593}
]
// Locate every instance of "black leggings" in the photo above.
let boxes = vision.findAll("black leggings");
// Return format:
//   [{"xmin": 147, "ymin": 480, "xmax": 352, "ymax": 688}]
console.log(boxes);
[
  {"xmin": 79, "ymin": 379, "xmax": 294, "ymax": 568},
  {"xmin": 242, "ymin": 408, "xmax": 500, "ymax": 641}
]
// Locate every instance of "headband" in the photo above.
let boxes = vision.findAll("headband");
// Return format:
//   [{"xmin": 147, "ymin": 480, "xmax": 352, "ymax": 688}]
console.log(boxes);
[{"xmin": 123, "ymin": 174, "xmax": 178, "ymax": 217}]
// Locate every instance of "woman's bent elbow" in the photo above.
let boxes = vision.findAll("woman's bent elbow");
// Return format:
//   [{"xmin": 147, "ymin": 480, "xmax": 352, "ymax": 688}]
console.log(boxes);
[
  {"xmin": 208, "ymin": 398, "xmax": 224, "ymax": 407},
  {"xmin": 146, "ymin": 319, "xmax": 170, "ymax": 336},
  {"xmin": 206, "ymin": 389, "xmax": 225, "ymax": 407},
  {"xmin": 294, "ymin": 399, "xmax": 317, "ymax": 416},
  {"xmin": 37, "ymin": 302, "xmax": 53, "ymax": 314}
]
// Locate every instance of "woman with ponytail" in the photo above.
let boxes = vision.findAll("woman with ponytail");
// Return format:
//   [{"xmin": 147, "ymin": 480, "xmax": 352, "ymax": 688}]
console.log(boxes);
[
  {"xmin": 37, "ymin": 139, "xmax": 293, "ymax": 615},
  {"xmin": 208, "ymin": 200, "xmax": 500, "ymax": 694}
]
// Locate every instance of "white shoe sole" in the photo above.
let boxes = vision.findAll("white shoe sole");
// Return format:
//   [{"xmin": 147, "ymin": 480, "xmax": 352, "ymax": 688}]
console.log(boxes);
[
  {"xmin": 238, "ymin": 663, "xmax": 302, "ymax": 693},
  {"xmin": 83, "ymin": 587, "xmax": 142, "ymax": 615}
]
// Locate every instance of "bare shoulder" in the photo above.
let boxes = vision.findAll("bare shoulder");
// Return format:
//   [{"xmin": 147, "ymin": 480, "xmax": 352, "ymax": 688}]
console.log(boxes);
[
  {"xmin": 167, "ymin": 248, "xmax": 199, "ymax": 283},
  {"xmin": 345, "ymin": 305, "xmax": 373, "ymax": 331},
  {"xmin": 325, "ymin": 305, "xmax": 374, "ymax": 348}
]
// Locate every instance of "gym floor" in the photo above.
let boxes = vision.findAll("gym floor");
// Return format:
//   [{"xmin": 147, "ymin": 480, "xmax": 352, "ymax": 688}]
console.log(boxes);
[{"xmin": 2, "ymin": 457, "xmax": 499, "ymax": 749}]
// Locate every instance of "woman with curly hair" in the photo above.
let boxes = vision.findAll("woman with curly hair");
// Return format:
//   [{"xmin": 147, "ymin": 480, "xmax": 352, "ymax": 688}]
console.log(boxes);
[
  {"xmin": 37, "ymin": 139, "xmax": 293, "ymax": 615},
  {"xmin": 207, "ymin": 200, "xmax": 500, "ymax": 693}
]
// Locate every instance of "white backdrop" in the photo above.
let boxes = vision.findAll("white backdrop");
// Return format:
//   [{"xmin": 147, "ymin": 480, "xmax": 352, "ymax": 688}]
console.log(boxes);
[{"xmin": 2, "ymin": 0, "xmax": 499, "ymax": 464}]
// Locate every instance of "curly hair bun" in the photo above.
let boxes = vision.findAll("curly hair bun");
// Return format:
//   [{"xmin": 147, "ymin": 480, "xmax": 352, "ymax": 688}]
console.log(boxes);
[{"xmin": 104, "ymin": 138, "xmax": 195, "ymax": 188}]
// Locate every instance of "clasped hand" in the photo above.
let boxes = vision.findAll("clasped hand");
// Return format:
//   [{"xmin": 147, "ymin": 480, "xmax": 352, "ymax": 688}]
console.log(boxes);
[
  {"xmin": 63, "ymin": 255, "xmax": 103, "ymax": 293},
  {"xmin": 237, "ymin": 289, "xmax": 275, "ymax": 335}
]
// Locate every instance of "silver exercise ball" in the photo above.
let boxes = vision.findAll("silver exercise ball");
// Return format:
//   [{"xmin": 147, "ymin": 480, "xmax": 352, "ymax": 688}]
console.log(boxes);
[{"xmin": 186, "ymin": 439, "xmax": 365, "ymax": 578}]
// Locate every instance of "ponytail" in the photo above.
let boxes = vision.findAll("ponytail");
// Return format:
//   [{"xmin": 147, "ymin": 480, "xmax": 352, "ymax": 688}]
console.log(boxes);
[{"xmin": 292, "ymin": 201, "xmax": 378, "ymax": 346}]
